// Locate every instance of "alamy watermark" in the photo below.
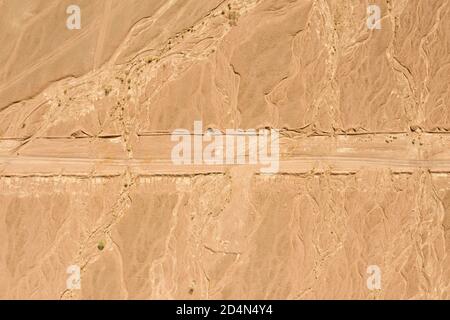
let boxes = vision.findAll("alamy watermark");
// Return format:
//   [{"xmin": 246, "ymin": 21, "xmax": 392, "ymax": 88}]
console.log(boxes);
[
  {"xmin": 66, "ymin": 264, "xmax": 81, "ymax": 290},
  {"xmin": 66, "ymin": 5, "xmax": 81, "ymax": 30},
  {"xmin": 366, "ymin": 265, "xmax": 381, "ymax": 290},
  {"xmin": 367, "ymin": 4, "xmax": 381, "ymax": 30},
  {"xmin": 170, "ymin": 121, "xmax": 279, "ymax": 173}
]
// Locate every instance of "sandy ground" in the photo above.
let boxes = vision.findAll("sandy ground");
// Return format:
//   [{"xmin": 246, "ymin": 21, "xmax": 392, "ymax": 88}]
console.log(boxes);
[{"xmin": 0, "ymin": 0, "xmax": 449, "ymax": 299}]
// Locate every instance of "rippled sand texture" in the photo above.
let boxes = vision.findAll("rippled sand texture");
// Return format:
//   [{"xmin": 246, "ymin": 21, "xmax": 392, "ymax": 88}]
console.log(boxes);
[{"xmin": 0, "ymin": 0, "xmax": 449, "ymax": 299}]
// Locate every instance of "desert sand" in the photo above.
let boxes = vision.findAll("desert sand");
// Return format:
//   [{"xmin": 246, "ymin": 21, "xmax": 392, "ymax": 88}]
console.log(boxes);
[{"xmin": 0, "ymin": 0, "xmax": 449, "ymax": 299}]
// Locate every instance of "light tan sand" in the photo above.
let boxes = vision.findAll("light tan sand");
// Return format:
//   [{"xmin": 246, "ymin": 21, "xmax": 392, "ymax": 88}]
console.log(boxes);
[{"xmin": 0, "ymin": 0, "xmax": 449, "ymax": 299}]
